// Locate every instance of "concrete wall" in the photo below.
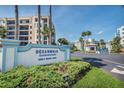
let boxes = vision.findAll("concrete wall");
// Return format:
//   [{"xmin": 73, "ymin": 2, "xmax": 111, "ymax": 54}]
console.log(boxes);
[
  {"xmin": 5, "ymin": 48, "xmax": 15, "ymax": 70},
  {"xmin": 0, "ymin": 49, "xmax": 2, "ymax": 71},
  {"xmin": 17, "ymin": 45, "xmax": 70, "ymax": 68},
  {"xmin": 0, "ymin": 39, "xmax": 70, "ymax": 72},
  {"xmin": 17, "ymin": 46, "xmax": 65, "ymax": 67}
]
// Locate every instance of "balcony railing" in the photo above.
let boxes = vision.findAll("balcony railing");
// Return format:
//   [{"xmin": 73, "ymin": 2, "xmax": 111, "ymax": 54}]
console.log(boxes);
[
  {"xmin": 7, "ymin": 35, "xmax": 15, "ymax": 37},
  {"xmin": 19, "ymin": 28, "xmax": 29, "ymax": 30},
  {"xmin": 19, "ymin": 35, "xmax": 28, "ymax": 37},
  {"xmin": 7, "ymin": 34, "xmax": 14, "ymax": 35},
  {"xmin": 19, "ymin": 40, "xmax": 28, "ymax": 42},
  {"xmin": 7, "ymin": 22, "xmax": 15, "ymax": 25},
  {"xmin": 7, "ymin": 28, "xmax": 15, "ymax": 30}
]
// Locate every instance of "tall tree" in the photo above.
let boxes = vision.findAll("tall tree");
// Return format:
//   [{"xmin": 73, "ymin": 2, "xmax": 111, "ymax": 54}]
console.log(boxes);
[
  {"xmin": 15, "ymin": 5, "xmax": 19, "ymax": 40},
  {"xmin": 99, "ymin": 39, "xmax": 106, "ymax": 48},
  {"xmin": 86, "ymin": 31, "xmax": 92, "ymax": 38},
  {"xmin": 58, "ymin": 38, "xmax": 69, "ymax": 45},
  {"xmin": 82, "ymin": 32, "xmax": 87, "ymax": 37},
  {"xmin": 0, "ymin": 26, "xmax": 6, "ymax": 38},
  {"xmin": 81, "ymin": 32, "xmax": 87, "ymax": 52},
  {"xmin": 81, "ymin": 31, "xmax": 92, "ymax": 52},
  {"xmin": 49, "ymin": 5, "xmax": 52, "ymax": 44},
  {"xmin": 111, "ymin": 36, "xmax": 121, "ymax": 53},
  {"xmin": 42, "ymin": 25, "xmax": 49, "ymax": 35},
  {"xmin": 38, "ymin": 5, "xmax": 41, "ymax": 44},
  {"xmin": 79, "ymin": 37, "xmax": 84, "ymax": 51}
]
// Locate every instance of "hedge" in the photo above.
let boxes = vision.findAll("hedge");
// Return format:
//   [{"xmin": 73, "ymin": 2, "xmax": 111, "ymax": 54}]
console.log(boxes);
[{"xmin": 0, "ymin": 61, "xmax": 91, "ymax": 88}]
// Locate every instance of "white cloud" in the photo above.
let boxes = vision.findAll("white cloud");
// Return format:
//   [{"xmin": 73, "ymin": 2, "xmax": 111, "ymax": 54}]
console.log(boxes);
[{"xmin": 96, "ymin": 31, "xmax": 103, "ymax": 35}]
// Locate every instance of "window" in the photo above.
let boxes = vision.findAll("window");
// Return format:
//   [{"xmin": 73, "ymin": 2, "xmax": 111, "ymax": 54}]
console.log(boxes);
[
  {"xmin": 90, "ymin": 47, "xmax": 95, "ymax": 51},
  {"xmin": 30, "ymin": 26, "xmax": 32, "ymax": 29},
  {"xmin": 20, "ymin": 42, "xmax": 28, "ymax": 46},
  {"xmin": 20, "ymin": 25, "xmax": 29, "ymax": 30},
  {"xmin": 7, "ymin": 20, "xmax": 15, "ymax": 25},
  {"xmin": 44, "ymin": 36, "xmax": 47, "ymax": 40},
  {"xmin": 30, "ymin": 37, "xmax": 32, "ymax": 39},
  {"xmin": 7, "ymin": 32, "xmax": 14, "ymax": 35},
  {"xmin": 8, "ymin": 37, "xmax": 14, "ymax": 39},
  {"xmin": 7, "ymin": 26, "xmax": 15, "ymax": 30},
  {"xmin": 20, "ymin": 20, "xmax": 29, "ymax": 24},
  {"xmin": 43, "ymin": 18, "xmax": 47, "ymax": 23},
  {"xmin": 35, "ymin": 18, "xmax": 38, "ymax": 22},
  {"xmin": 26, "ymin": 20, "xmax": 29, "ymax": 23},
  {"xmin": 44, "ymin": 41, "xmax": 47, "ymax": 44},
  {"xmin": 30, "ymin": 31, "xmax": 32, "ymax": 34},
  {"xmin": 20, "ymin": 31, "xmax": 28, "ymax": 35},
  {"xmin": 19, "ymin": 37, "xmax": 28, "ymax": 40}
]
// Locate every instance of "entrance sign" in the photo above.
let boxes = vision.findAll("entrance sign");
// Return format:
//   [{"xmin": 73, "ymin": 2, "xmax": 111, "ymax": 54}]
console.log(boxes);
[{"xmin": 0, "ymin": 39, "xmax": 70, "ymax": 72}]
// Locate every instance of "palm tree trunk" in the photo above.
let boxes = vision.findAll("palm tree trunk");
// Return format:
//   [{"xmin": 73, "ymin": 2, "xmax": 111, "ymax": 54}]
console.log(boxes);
[
  {"xmin": 15, "ymin": 5, "xmax": 19, "ymax": 40},
  {"xmin": 38, "ymin": 5, "xmax": 41, "ymax": 44},
  {"xmin": 49, "ymin": 5, "xmax": 52, "ymax": 45}
]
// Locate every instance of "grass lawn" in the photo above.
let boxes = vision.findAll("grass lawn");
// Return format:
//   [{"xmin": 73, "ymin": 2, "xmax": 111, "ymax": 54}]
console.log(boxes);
[{"xmin": 73, "ymin": 67, "xmax": 124, "ymax": 88}]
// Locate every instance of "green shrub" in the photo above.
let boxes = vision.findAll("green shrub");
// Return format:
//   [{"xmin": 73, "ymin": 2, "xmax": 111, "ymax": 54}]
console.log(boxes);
[
  {"xmin": 0, "ymin": 61, "xmax": 91, "ymax": 88},
  {"xmin": 70, "ymin": 56, "xmax": 81, "ymax": 61}
]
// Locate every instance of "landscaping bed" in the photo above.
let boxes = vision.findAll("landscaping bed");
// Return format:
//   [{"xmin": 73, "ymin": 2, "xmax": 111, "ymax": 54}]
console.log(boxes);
[{"xmin": 0, "ymin": 61, "xmax": 91, "ymax": 88}]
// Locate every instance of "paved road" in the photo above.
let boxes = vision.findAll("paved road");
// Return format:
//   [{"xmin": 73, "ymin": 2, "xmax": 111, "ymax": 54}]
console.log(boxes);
[{"xmin": 71, "ymin": 51, "xmax": 124, "ymax": 81}]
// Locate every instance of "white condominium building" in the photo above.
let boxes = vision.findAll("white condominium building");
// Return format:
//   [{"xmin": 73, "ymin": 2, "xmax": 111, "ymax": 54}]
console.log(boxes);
[
  {"xmin": 0, "ymin": 16, "xmax": 56, "ymax": 46},
  {"xmin": 117, "ymin": 26, "xmax": 124, "ymax": 47}
]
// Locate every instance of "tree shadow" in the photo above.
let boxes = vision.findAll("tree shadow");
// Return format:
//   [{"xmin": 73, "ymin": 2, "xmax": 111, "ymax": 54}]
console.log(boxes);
[{"xmin": 82, "ymin": 57, "xmax": 107, "ymax": 68}]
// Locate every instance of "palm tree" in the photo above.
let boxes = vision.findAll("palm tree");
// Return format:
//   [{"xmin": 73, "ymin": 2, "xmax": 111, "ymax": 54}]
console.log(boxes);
[
  {"xmin": 86, "ymin": 31, "xmax": 92, "ymax": 38},
  {"xmin": 81, "ymin": 31, "xmax": 92, "ymax": 52},
  {"xmin": 0, "ymin": 26, "xmax": 6, "ymax": 38},
  {"xmin": 49, "ymin": 5, "xmax": 52, "ymax": 45},
  {"xmin": 37, "ymin": 5, "xmax": 41, "ymax": 44},
  {"xmin": 58, "ymin": 38, "xmax": 69, "ymax": 45},
  {"xmin": 82, "ymin": 32, "xmax": 87, "ymax": 37},
  {"xmin": 15, "ymin": 5, "xmax": 19, "ymax": 40},
  {"xmin": 42, "ymin": 25, "xmax": 49, "ymax": 35},
  {"xmin": 79, "ymin": 37, "xmax": 84, "ymax": 51},
  {"xmin": 81, "ymin": 32, "xmax": 86, "ymax": 52}
]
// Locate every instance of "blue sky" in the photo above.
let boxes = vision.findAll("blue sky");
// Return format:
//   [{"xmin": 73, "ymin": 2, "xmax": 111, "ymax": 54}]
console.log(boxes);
[{"xmin": 0, "ymin": 5, "xmax": 124, "ymax": 42}]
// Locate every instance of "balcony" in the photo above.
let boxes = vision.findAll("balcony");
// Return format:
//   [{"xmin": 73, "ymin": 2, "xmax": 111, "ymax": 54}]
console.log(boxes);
[
  {"xmin": 7, "ymin": 37, "xmax": 15, "ymax": 39},
  {"xmin": 7, "ymin": 26, "xmax": 15, "ymax": 31},
  {"xmin": 19, "ymin": 26, "xmax": 29, "ymax": 31},
  {"xmin": 20, "ymin": 20, "xmax": 30, "ymax": 25},
  {"xmin": 19, "ymin": 38, "xmax": 28, "ymax": 42},
  {"xmin": 19, "ymin": 31, "xmax": 28, "ymax": 36},
  {"xmin": 7, "ymin": 35, "xmax": 15, "ymax": 38},
  {"xmin": 7, "ymin": 21, "xmax": 15, "ymax": 25},
  {"xmin": 19, "ymin": 37, "xmax": 28, "ymax": 42},
  {"xmin": 19, "ymin": 34, "xmax": 28, "ymax": 37},
  {"xmin": 19, "ymin": 29, "xmax": 29, "ymax": 31}
]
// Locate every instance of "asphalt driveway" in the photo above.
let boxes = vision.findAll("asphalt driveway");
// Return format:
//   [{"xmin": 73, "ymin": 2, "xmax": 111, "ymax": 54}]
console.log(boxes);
[{"xmin": 71, "ymin": 51, "xmax": 124, "ymax": 81}]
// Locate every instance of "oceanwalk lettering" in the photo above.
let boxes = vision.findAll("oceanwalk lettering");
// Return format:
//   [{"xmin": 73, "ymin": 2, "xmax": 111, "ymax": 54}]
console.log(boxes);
[{"xmin": 36, "ymin": 49, "xmax": 59, "ymax": 61}]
